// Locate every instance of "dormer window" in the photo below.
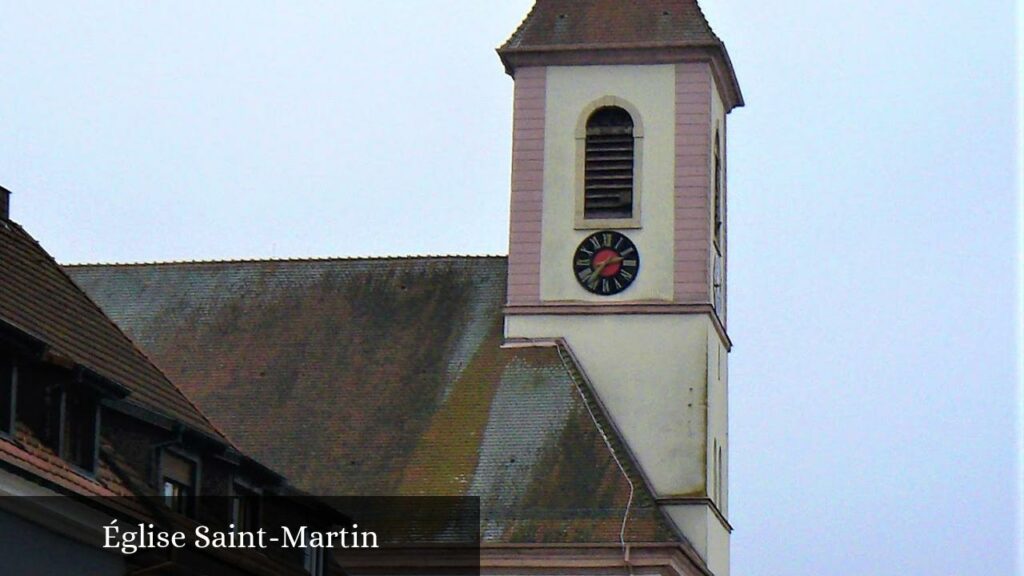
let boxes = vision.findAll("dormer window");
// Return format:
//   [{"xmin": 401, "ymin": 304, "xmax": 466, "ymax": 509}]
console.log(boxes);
[
  {"xmin": 59, "ymin": 386, "xmax": 99, "ymax": 472},
  {"xmin": 231, "ymin": 482, "xmax": 262, "ymax": 533},
  {"xmin": 161, "ymin": 450, "xmax": 198, "ymax": 516},
  {"xmin": 0, "ymin": 355, "xmax": 15, "ymax": 436},
  {"xmin": 304, "ymin": 546, "xmax": 326, "ymax": 576},
  {"xmin": 584, "ymin": 106, "xmax": 635, "ymax": 220}
]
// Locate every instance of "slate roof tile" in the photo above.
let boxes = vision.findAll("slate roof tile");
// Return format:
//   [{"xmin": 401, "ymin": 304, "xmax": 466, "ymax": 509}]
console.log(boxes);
[{"xmin": 500, "ymin": 0, "xmax": 722, "ymax": 50}]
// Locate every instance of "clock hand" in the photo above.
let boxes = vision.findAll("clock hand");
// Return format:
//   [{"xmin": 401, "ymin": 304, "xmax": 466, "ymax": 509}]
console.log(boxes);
[
  {"xmin": 586, "ymin": 257, "xmax": 617, "ymax": 284},
  {"xmin": 588, "ymin": 260, "xmax": 609, "ymax": 282},
  {"xmin": 589, "ymin": 256, "xmax": 623, "ymax": 281}
]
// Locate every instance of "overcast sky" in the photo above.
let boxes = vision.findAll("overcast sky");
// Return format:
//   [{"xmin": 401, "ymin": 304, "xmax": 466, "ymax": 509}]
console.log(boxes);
[{"xmin": 1, "ymin": 2, "xmax": 1020, "ymax": 575}]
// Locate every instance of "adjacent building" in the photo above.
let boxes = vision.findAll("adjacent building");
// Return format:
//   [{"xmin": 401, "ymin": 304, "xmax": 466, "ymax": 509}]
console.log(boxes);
[{"xmin": 0, "ymin": 187, "xmax": 326, "ymax": 574}]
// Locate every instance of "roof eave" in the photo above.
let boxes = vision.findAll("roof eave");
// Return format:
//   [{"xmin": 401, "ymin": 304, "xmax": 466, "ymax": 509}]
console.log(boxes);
[{"xmin": 497, "ymin": 43, "xmax": 743, "ymax": 111}]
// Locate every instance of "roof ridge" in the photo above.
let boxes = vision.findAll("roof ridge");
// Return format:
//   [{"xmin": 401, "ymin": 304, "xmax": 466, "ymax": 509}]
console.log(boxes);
[
  {"xmin": 5, "ymin": 221, "xmax": 233, "ymax": 446},
  {"xmin": 64, "ymin": 254, "xmax": 509, "ymax": 268}
]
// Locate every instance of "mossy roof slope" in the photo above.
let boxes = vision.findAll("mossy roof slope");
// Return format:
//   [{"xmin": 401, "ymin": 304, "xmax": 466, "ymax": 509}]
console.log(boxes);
[{"xmin": 68, "ymin": 256, "xmax": 678, "ymax": 544}]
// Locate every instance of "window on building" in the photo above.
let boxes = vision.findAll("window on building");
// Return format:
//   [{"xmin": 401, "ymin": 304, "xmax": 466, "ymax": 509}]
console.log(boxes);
[
  {"xmin": 231, "ymin": 482, "xmax": 262, "ymax": 533},
  {"xmin": 713, "ymin": 252, "xmax": 724, "ymax": 315},
  {"xmin": 713, "ymin": 130, "xmax": 723, "ymax": 250},
  {"xmin": 304, "ymin": 545, "xmax": 325, "ymax": 576},
  {"xmin": 717, "ymin": 444, "xmax": 724, "ymax": 506},
  {"xmin": 712, "ymin": 438, "xmax": 718, "ymax": 502},
  {"xmin": 712, "ymin": 130, "xmax": 725, "ymax": 316},
  {"xmin": 161, "ymin": 451, "xmax": 197, "ymax": 516},
  {"xmin": 60, "ymin": 387, "xmax": 98, "ymax": 473},
  {"xmin": 584, "ymin": 106, "xmax": 635, "ymax": 220},
  {"xmin": 0, "ymin": 355, "xmax": 15, "ymax": 436}
]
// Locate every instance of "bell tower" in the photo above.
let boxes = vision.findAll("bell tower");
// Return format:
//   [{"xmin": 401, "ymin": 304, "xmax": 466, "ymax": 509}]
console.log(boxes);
[{"xmin": 499, "ymin": 1, "xmax": 743, "ymax": 574}]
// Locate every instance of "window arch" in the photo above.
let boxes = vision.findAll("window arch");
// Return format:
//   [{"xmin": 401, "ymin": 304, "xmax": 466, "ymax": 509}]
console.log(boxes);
[{"xmin": 583, "ymin": 106, "xmax": 635, "ymax": 220}]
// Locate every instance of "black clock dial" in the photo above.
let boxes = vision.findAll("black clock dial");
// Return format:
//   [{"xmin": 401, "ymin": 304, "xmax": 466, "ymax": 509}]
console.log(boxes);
[{"xmin": 572, "ymin": 231, "xmax": 640, "ymax": 296}]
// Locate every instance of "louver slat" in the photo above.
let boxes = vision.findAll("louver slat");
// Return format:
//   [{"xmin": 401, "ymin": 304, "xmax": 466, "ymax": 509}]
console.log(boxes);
[{"xmin": 584, "ymin": 107, "xmax": 635, "ymax": 220}]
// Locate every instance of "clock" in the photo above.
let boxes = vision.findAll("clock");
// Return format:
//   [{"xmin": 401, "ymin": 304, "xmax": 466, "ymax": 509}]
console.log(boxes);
[{"xmin": 572, "ymin": 231, "xmax": 640, "ymax": 295}]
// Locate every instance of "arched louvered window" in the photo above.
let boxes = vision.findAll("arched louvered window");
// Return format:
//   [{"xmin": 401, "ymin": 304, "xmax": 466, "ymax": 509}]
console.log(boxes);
[{"xmin": 584, "ymin": 106, "xmax": 635, "ymax": 220}]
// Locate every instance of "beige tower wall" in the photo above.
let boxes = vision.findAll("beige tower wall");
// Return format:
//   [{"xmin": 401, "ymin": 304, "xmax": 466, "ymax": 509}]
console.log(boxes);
[
  {"xmin": 707, "ymin": 329, "xmax": 729, "ymax": 514},
  {"xmin": 666, "ymin": 503, "xmax": 730, "ymax": 576},
  {"xmin": 540, "ymin": 64, "xmax": 677, "ymax": 303},
  {"xmin": 506, "ymin": 314, "xmax": 711, "ymax": 496}
]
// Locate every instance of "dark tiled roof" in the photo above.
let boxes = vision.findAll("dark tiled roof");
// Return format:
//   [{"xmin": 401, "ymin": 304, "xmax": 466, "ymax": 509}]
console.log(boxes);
[
  {"xmin": 500, "ymin": 0, "xmax": 721, "ymax": 50},
  {"xmin": 68, "ymin": 257, "xmax": 679, "ymax": 544},
  {"xmin": 0, "ymin": 221, "xmax": 223, "ymax": 439}
]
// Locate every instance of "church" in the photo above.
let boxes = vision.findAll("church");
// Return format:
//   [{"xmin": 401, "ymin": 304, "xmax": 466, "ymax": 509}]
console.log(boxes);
[{"xmin": 60, "ymin": 1, "xmax": 741, "ymax": 574}]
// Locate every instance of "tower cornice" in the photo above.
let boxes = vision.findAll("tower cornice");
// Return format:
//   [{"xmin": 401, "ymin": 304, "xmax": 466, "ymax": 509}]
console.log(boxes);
[
  {"xmin": 497, "ymin": 43, "xmax": 744, "ymax": 111},
  {"xmin": 505, "ymin": 303, "xmax": 733, "ymax": 351}
]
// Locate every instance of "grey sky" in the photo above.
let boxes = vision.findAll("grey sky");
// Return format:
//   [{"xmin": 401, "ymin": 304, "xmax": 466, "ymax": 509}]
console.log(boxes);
[{"xmin": 1, "ymin": 2, "xmax": 1020, "ymax": 575}]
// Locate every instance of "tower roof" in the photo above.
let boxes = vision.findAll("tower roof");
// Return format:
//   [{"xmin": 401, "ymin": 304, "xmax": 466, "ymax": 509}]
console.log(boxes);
[
  {"xmin": 501, "ymin": 0, "xmax": 721, "ymax": 50},
  {"xmin": 498, "ymin": 0, "xmax": 743, "ymax": 109}
]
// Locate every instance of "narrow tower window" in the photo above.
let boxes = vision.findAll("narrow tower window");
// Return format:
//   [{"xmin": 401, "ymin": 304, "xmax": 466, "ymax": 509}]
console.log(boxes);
[
  {"xmin": 584, "ymin": 106, "xmax": 635, "ymax": 219},
  {"xmin": 717, "ymin": 444, "xmax": 724, "ymax": 505},
  {"xmin": 712, "ymin": 129, "xmax": 724, "ymax": 315},
  {"xmin": 713, "ymin": 131, "xmax": 723, "ymax": 250}
]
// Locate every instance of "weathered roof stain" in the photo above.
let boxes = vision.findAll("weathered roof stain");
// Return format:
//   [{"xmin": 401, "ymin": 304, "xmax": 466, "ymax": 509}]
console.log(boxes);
[{"xmin": 68, "ymin": 256, "xmax": 678, "ymax": 543}]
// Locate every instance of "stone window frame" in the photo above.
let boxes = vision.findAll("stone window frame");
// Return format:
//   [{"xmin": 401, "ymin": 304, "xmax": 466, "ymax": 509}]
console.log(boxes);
[{"xmin": 574, "ymin": 96, "xmax": 645, "ymax": 230}]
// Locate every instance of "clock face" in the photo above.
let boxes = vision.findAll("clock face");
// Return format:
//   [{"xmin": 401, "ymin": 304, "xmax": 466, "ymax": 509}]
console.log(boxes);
[{"xmin": 572, "ymin": 231, "xmax": 640, "ymax": 296}]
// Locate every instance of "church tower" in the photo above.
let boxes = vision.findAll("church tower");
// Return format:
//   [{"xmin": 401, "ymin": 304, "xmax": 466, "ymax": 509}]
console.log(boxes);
[{"xmin": 499, "ymin": 1, "xmax": 743, "ymax": 574}]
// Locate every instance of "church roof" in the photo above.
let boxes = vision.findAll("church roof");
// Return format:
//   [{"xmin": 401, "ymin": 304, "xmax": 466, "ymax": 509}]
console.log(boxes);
[
  {"xmin": 500, "ymin": 0, "xmax": 721, "ymax": 51},
  {"xmin": 0, "ymin": 221, "xmax": 224, "ymax": 440},
  {"xmin": 67, "ymin": 256, "xmax": 680, "ymax": 544}
]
